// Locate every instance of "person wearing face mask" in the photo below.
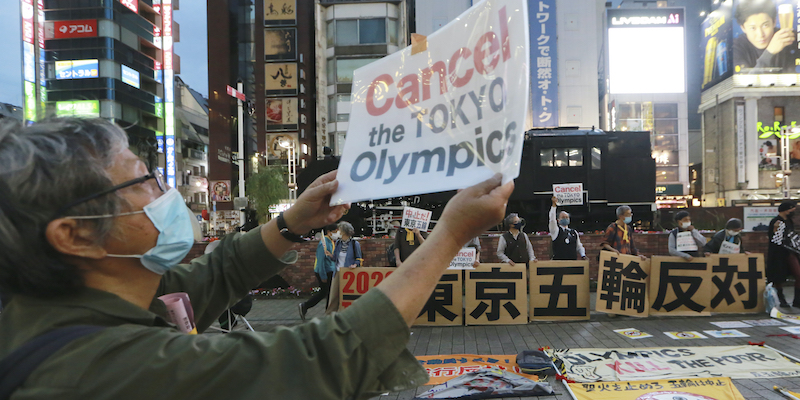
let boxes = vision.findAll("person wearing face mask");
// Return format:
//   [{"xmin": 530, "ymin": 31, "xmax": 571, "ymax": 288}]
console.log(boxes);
[
  {"xmin": 667, "ymin": 211, "xmax": 707, "ymax": 261},
  {"xmin": 601, "ymin": 205, "xmax": 647, "ymax": 261},
  {"xmin": 334, "ymin": 221, "xmax": 363, "ymax": 269},
  {"xmin": 0, "ymin": 118, "xmax": 517, "ymax": 399},
  {"xmin": 548, "ymin": 196, "xmax": 586, "ymax": 260},
  {"xmin": 497, "ymin": 213, "xmax": 537, "ymax": 266},
  {"xmin": 298, "ymin": 224, "xmax": 339, "ymax": 321},
  {"xmin": 767, "ymin": 201, "xmax": 800, "ymax": 308},
  {"xmin": 704, "ymin": 218, "xmax": 748, "ymax": 255}
]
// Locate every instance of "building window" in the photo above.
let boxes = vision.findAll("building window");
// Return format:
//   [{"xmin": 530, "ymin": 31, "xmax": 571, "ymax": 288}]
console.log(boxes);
[
  {"xmin": 653, "ymin": 134, "xmax": 678, "ymax": 152},
  {"xmin": 326, "ymin": 21, "xmax": 335, "ymax": 47},
  {"xmin": 359, "ymin": 18, "xmax": 386, "ymax": 44},
  {"xmin": 335, "ymin": 58, "xmax": 380, "ymax": 83},
  {"xmin": 328, "ymin": 96, "xmax": 336, "ymax": 122},
  {"xmin": 657, "ymin": 166, "xmax": 679, "ymax": 182},
  {"xmin": 331, "ymin": 18, "xmax": 397, "ymax": 47},
  {"xmin": 591, "ymin": 147, "xmax": 601, "ymax": 170},
  {"xmin": 326, "ymin": 58, "xmax": 335, "ymax": 84},
  {"xmin": 336, "ymin": 20, "xmax": 359, "ymax": 46},
  {"xmin": 541, "ymin": 148, "xmax": 583, "ymax": 167}
]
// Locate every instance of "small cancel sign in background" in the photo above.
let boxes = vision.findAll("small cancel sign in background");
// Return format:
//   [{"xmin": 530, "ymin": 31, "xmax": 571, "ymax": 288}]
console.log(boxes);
[{"xmin": 553, "ymin": 183, "xmax": 584, "ymax": 206}]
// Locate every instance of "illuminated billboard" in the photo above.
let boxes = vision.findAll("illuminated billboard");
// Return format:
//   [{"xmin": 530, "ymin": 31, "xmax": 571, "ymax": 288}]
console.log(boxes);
[
  {"xmin": 55, "ymin": 100, "xmax": 100, "ymax": 117},
  {"xmin": 120, "ymin": 0, "xmax": 138, "ymax": 13},
  {"xmin": 607, "ymin": 8, "xmax": 686, "ymax": 94},
  {"xmin": 121, "ymin": 65, "xmax": 140, "ymax": 88},
  {"xmin": 55, "ymin": 59, "xmax": 99, "ymax": 79},
  {"xmin": 702, "ymin": 0, "xmax": 800, "ymax": 89},
  {"xmin": 52, "ymin": 19, "xmax": 97, "ymax": 39}
]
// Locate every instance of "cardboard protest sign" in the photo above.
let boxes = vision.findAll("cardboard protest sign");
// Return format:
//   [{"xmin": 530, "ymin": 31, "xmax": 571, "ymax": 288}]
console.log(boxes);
[
  {"xmin": 416, "ymin": 354, "xmax": 538, "ymax": 385},
  {"xmin": 649, "ymin": 256, "xmax": 712, "ymax": 316},
  {"xmin": 675, "ymin": 231, "xmax": 698, "ymax": 252},
  {"xmin": 553, "ymin": 183, "xmax": 583, "ymax": 206},
  {"xmin": 596, "ymin": 251, "xmax": 651, "ymax": 317},
  {"xmin": 529, "ymin": 260, "xmax": 589, "ymax": 321},
  {"xmin": 448, "ymin": 248, "xmax": 476, "ymax": 270},
  {"xmin": 330, "ymin": 0, "xmax": 530, "ymax": 204},
  {"xmin": 708, "ymin": 253, "xmax": 765, "ymax": 314},
  {"xmin": 569, "ymin": 377, "xmax": 746, "ymax": 400},
  {"xmin": 465, "ymin": 264, "xmax": 527, "ymax": 325},
  {"xmin": 401, "ymin": 206, "xmax": 432, "ymax": 231},
  {"xmin": 339, "ymin": 267, "xmax": 394, "ymax": 309},
  {"xmin": 549, "ymin": 346, "xmax": 800, "ymax": 383},
  {"xmin": 414, "ymin": 271, "xmax": 463, "ymax": 326}
]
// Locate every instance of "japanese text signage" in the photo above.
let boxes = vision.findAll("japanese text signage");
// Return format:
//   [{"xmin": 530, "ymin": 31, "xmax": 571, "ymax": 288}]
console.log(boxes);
[
  {"xmin": 414, "ymin": 272, "xmax": 462, "ymax": 326},
  {"xmin": 264, "ymin": 0, "xmax": 296, "ymax": 25},
  {"xmin": 52, "ymin": 19, "xmax": 97, "ymax": 39},
  {"xmin": 531, "ymin": 0, "xmax": 558, "ymax": 127},
  {"xmin": 265, "ymin": 63, "xmax": 298, "ymax": 96},
  {"xmin": 55, "ymin": 100, "xmax": 99, "ymax": 118},
  {"xmin": 331, "ymin": 0, "xmax": 530, "ymax": 204},
  {"xmin": 530, "ymin": 260, "xmax": 590, "ymax": 321},
  {"xmin": 596, "ymin": 251, "xmax": 651, "ymax": 317},
  {"xmin": 553, "ymin": 183, "xmax": 583, "ymax": 206},
  {"xmin": 570, "ymin": 377, "xmax": 746, "ymax": 400},
  {"xmin": 416, "ymin": 354, "xmax": 538, "ymax": 385},
  {"xmin": 55, "ymin": 60, "xmax": 99, "ymax": 80},
  {"xmin": 465, "ymin": 264, "xmax": 527, "ymax": 325},
  {"xmin": 401, "ymin": 206, "xmax": 432, "ymax": 231},
  {"xmin": 339, "ymin": 267, "xmax": 394, "ymax": 309}
]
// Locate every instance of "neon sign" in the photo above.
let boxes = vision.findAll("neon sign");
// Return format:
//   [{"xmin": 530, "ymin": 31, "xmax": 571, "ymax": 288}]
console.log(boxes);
[{"xmin": 757, "ymin": 121, "xmax": 800, "ymax": 139}]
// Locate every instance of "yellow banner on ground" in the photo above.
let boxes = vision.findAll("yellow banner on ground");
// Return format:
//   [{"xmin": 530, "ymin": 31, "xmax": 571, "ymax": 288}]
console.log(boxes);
[
  {"xmin": 569, "ymin": 377, "xmax": 745, "ymax": 400},
  {"xmin": 415, "ymin": 354, "xmax": 538, "ymax": 385}
]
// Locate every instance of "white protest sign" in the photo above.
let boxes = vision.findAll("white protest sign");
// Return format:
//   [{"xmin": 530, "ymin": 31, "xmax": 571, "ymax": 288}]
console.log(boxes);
[
  {"xmin": 675, "ymin": 231, "xmax": 698, "ymax": 252},
  {"xmin": 449, "ymin": 247, "xmax": 477, "ymax": 269},
  {"xmin": 401, "ymin": 206, "xmax": 432, "ymax": 231},
  {"xmin": 330, "ymin": 0, "xmax": 530, "ymax": 205},
  {"xmin": 553, "ymin": 183, "xmax": 583, "ymax": 206},
  {"xmin": 719, "ymin": 240, "xmax": 740, "ymax": 255}
]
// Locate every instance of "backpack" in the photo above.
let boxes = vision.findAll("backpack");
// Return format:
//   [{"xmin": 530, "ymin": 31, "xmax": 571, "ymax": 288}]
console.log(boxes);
[{"xmin": 386, "ymin": 243, "xmax": 397, "ymax": 267}]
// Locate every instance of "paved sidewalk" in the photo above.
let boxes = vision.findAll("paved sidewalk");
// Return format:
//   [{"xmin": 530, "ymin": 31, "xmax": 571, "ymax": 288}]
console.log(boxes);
[{"xmin": 233, "ymin": 294, "xmax": 800, "ymax": 400}]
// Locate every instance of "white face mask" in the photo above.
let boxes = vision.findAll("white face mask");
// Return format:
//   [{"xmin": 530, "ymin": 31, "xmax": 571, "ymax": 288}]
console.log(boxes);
[
  {"xmin": 681, "ymin": 221, "xmax": 691, "ymax": 229},
  {"xmin": 726, "ymin": 230, "xmax": 740, "ymax": 237},
  {"xmin": 331, "ymin": 232, "xmax": 341, "ymax": 240}
]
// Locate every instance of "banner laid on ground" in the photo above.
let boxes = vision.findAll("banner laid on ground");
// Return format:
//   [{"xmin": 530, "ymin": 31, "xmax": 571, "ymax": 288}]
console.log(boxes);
[
  {"xmin": 416, "ymin": 354, "xmax": 538, "ymax": 385},
  {"xmin": 596, "ymin": 251, "xmax": 652, "ymax": 317},
  {"xmin": 330, "ymin": 0, "xmax": 530, "ymax": 204},
  {"xmin": 338, "ymin": 267, "xmax": 394, "ymax": 309},
  {"xmin": 569, "ymin": 377, "xmax": 746, "ymax": 400},
  {"xmin": 465, "ymin": 264, "xmax": 527, "ymax": 325},
  {"xmin": 549, "ymin": 346, "xmax": 800, "ymax": 383},
  {"xmin": 529, "ymin": 260, "xmax": 589, "ymax": 321},
  {"xmin": 414, "ymin": 271, "xmax": 463, "ymax": 326}
]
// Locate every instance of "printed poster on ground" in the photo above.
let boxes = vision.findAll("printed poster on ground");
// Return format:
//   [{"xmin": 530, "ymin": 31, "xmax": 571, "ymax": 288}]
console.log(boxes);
[
  {"xmin": 331, "ymin": 0, "xmax": 530, "ymax": 204},
  {"xmin": 416, "ymin": 354, "xmax": 539, "ymax": 385},
  {"xmin": 569, "ymin": 377, "xmax": 746, "ymax": 400}
]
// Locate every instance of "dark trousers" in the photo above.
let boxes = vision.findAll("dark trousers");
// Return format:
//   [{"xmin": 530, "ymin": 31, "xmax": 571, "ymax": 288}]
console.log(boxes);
[{"xmin": 304, "ymin": 271, "xmax": 334, "ymax": 311}]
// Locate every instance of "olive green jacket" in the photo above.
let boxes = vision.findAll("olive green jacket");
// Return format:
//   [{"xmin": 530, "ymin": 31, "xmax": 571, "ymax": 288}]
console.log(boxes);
[{"xmin": 0, "ymin": 228, "xmax": 428, "ymax": 399}]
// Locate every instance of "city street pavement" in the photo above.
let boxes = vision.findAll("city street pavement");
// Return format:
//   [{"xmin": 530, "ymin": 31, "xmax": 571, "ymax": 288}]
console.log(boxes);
[{"xmin": 227, "ymin": 292, "xmax": 800, "ymax": 400}]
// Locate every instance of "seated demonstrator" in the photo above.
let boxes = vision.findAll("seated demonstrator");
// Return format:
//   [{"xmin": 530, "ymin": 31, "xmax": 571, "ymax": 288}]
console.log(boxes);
[
  {"xmin": 0, "ymin": 118, "xmax": 514, "ymax": 399},
  {"xmin": 548, "ymin": 196, "xmax": 586, "ymax": 260},
  {"xmin": 704, "ymin": 218, "xmax": 747, "ymax": 255},
  {"xmin": 668, "ymin": 211, "xmax": 707, "ymax": 261}
]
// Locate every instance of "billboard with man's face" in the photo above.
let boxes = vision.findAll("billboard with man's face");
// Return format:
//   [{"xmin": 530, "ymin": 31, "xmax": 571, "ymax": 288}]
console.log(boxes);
[{"xmin": 703, "ymin": 0, "xmax": 800, "ymax": 90}]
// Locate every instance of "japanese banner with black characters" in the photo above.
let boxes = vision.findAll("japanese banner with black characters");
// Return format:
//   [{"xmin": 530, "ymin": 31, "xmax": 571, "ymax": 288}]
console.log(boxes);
[
  {"xmin": 596, "ymin": 251, "xmax": 651, "ymax": 317},
  {"xmin": 401, "ymin": 206, "xmax": 432, "ymax": 231},
  {"xmin": 331, "ymin": 0, "xmax": 530, "ymax": 205},
  {"xmin": 708, "ymin": 253, "xmax": 765, "ymax": 313},
  {"xmin": 414, "ymin": 271, "xmax": 463, "ymax": 326},
  {"xmin": 569, "ymin": 377, "xmax": 746, "ymax": 400},
  {"xmin": 549, "ymin": 346, "xmax": 800, "ymax": 383},
  {"xmin": 465, "ymin": 264, "xmax": 527, "ymax": 325},
  {"xmin": 416, "ymin": 354, "xmax": 539, "ymax": 385},
  {"xmin": 338, "ymin": 267, "xmax": 393, "ymax": 309},
  {"xmin": 529, "ymin": 260, "xmax": 589, "ymax": 321}
]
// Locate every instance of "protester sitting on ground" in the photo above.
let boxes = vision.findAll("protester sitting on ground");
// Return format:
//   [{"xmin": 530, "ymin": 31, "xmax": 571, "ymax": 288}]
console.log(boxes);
[
  {"xmin": 667, "ymin": 211, "xmax": 707, "ymax": 261},
  {"xmin": 704, "ymin": 218, "xmax": 748, "ymax": 255},
  {"xmin": 600, "ymin": 205, "xmax": 647, "ymax": 260},
  {"xmin": 298, "ymin": 223, "xmax": 338, "ymax": 321},
  {"xmin": 497, "ymin": 213, "xmax": 537, "ymax": 266},
  {"xmin": 0, "ymin": 118, "xmax": 514, "ymax": 399}
]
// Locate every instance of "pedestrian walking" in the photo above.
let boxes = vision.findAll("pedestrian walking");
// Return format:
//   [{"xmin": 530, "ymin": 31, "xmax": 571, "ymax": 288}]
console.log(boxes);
[{"xmin": 298, "ymin": 224, "xmax": 338, "ymax": 321}]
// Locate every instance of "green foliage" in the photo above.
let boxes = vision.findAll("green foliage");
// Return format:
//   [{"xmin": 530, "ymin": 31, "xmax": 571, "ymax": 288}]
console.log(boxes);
[{"xmin": 244, "ymin": 167, "xmax": 288, "ymax": 223}]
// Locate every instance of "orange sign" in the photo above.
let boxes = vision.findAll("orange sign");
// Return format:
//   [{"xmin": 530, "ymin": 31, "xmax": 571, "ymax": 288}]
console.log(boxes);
[{"xmin": 416, "ymin": 354, "xmax": 539, "ymax": 385}]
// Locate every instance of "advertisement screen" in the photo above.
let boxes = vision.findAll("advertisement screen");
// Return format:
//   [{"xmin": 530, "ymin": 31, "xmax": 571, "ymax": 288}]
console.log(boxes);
[
  {"xmin": 733, "ymin": 0, "xmax": 800, "ymax": 75},
  {"xmin": 55, "ymin": 59, "xmax": 99, "ymax": 79},
  {"xmin": 55, "ymin": 100, "xmax": 100, "ymax": 117},
  {"xmin": 121, "ymin": 65, "xmax": 140, "ymax": 88},
  {"xmin": 701, "ymin": 2, "xmax": 734, "ymax": 90},
  {"xmin": 607, "ymin": 8, "xmax": 686, "ymax": 94}
]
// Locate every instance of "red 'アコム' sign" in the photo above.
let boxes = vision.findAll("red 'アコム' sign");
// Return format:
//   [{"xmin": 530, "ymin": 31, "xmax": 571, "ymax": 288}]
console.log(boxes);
[{"xmin": 53, "ymin": 19, "xmax": 97, "ymax": 39}]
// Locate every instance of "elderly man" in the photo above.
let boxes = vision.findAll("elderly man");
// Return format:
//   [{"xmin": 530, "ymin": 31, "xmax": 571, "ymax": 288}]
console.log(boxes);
[
  {"xmin": 497, "ymin": 213, "xmax": 537, "ymax": 266},
  {"xmin": 548, "ymin": 196, "xmax": 586, "ymax": 260},
  {"xmin": 600, "ymin": 205, "xmax": 646, "ymax": 261},
  {"xmin": 0, "ymin": 118, "xmax": 513, "ymax": 399}
]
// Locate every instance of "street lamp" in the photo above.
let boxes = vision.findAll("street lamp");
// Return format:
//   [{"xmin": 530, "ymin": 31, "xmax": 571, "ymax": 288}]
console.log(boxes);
[{"xmin": 279, "ymin": 138, "xmax": 297, "ymax": 201}]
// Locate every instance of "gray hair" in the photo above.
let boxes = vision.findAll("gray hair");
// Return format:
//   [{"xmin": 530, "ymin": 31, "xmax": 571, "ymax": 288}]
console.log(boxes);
[
  {"xmin": 616, "ymin": 205, "xmax": 632, "ymax": 217},
  {"xmin": 504, "ymin": 213, "xmax": 519, "ymax": 229},
  {"xmin": 337, "ymin": 221, "xmax": 355, "ymax": 237},
  {"xmin": 0, "ymin": 118, "xmax": 129, "ymax": 298}
]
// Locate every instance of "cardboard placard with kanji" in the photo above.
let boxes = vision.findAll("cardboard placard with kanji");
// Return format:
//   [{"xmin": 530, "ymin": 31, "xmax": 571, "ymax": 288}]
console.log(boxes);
[
  {"xmin": 414, "ymin": 271, "xmax": 463, "ymax": 326},
  {"xmin": 529, "ymin": 260, "xmax": 589, "ymax": 321},
  {"xmin": 465, "ymin": 264, "xmax": 527, "ymax": 325},
  {"xmin": 401, "ymin": 206, "xmax": 432, "ymax": 231},
  {"xmin": 708, "ymin": 253, "xmax": 765, "ymax": 314},
  {"xmin": 596, "ymin": 251, "xmax": 651, "ymax": 317},
  {"xmin": 339, "ymin": 267, "xmax": 395, "ymax": 309},
  {"xmin": 649, "ymin": 256, "xmax": 712, "ymax": 316}
]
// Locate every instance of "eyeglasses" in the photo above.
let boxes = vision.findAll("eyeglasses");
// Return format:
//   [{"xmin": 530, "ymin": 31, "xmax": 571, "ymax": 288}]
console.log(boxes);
[{"xmin": 53, "ymin": 168, "xmax": 167, "ymax": 218}]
